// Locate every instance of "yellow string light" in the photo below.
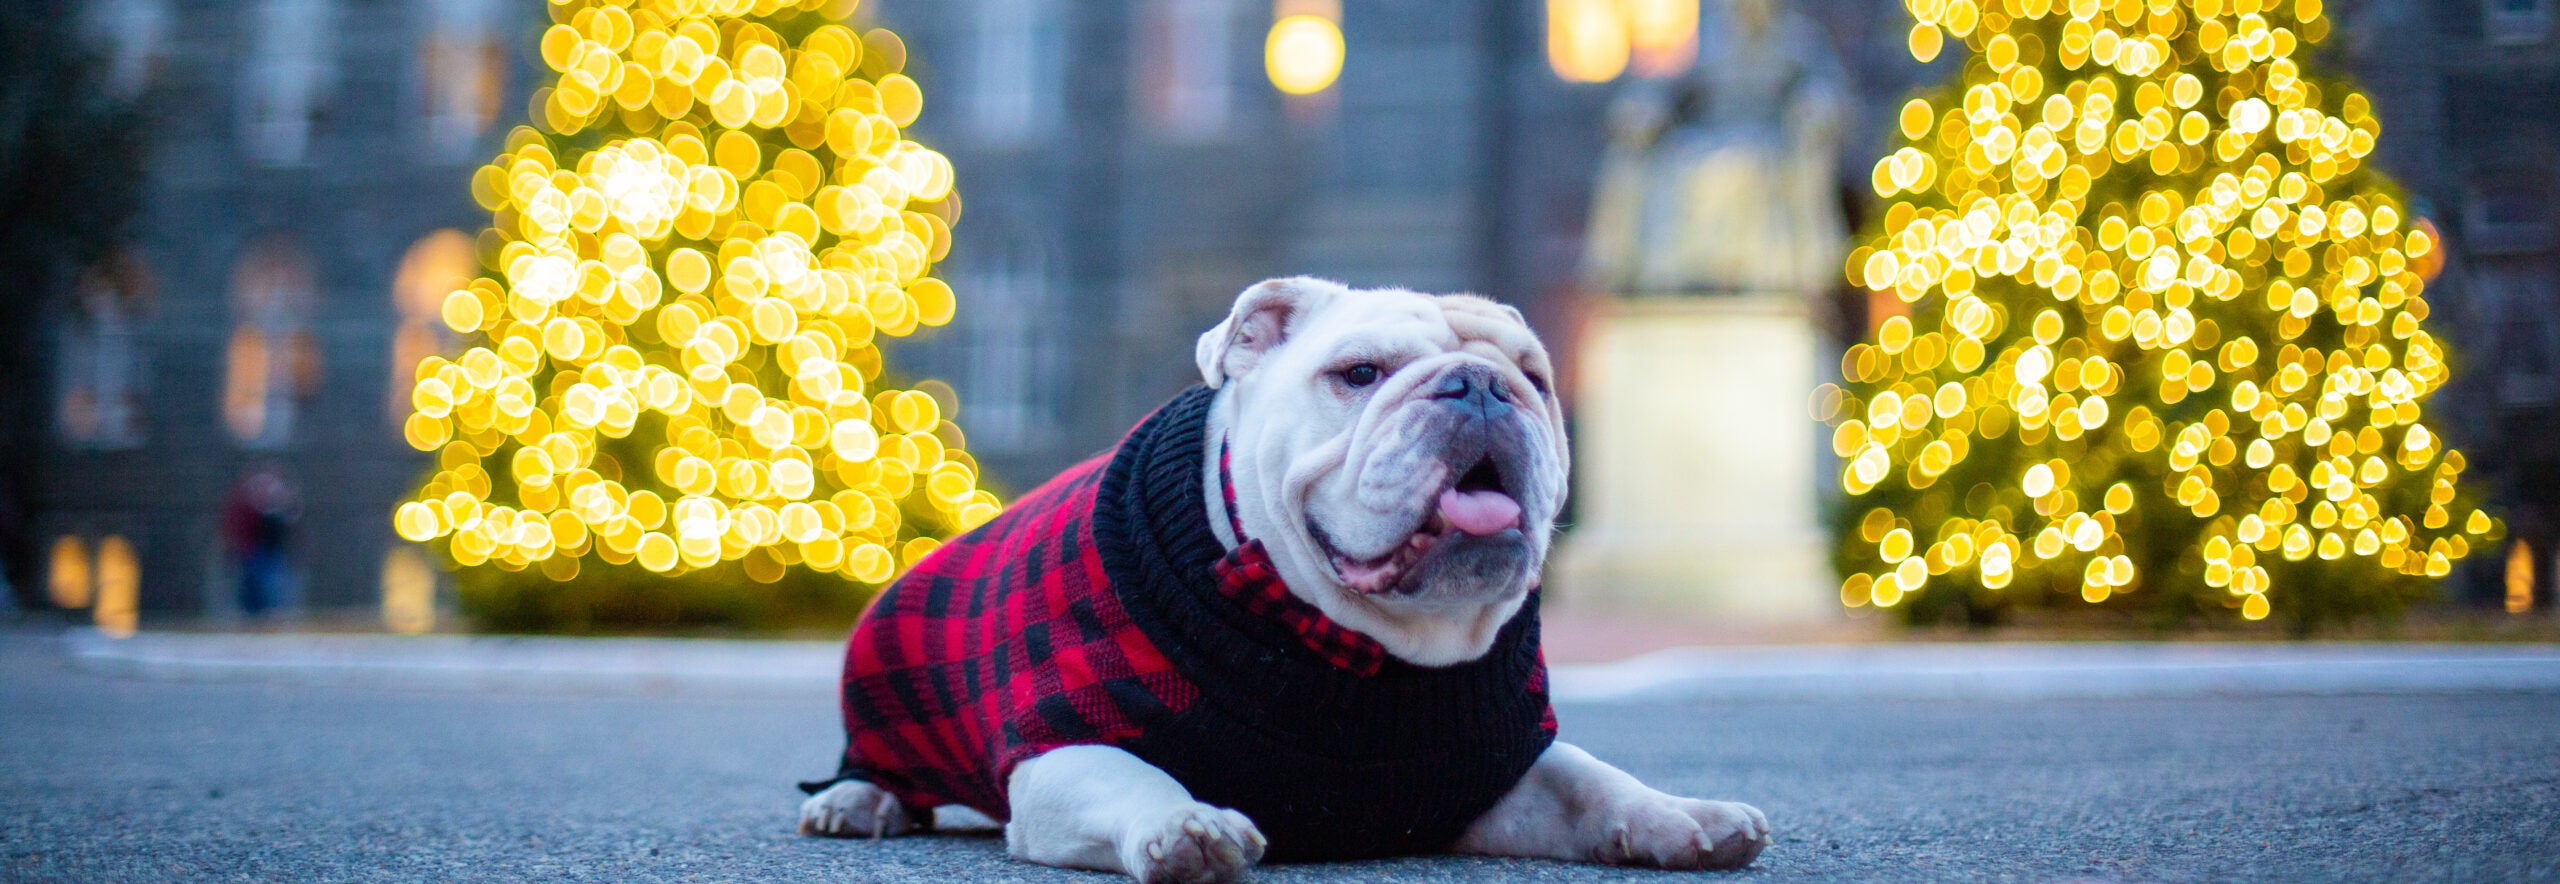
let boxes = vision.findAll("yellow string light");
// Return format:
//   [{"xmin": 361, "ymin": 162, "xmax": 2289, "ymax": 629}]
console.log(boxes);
[
  {"xmin": 394, "ymin": 0, "xmax": 1001, "ymax": 586},
  {"xmin": 1824, "ymin": 0, "xmax": 2493, "ymax": 621}
]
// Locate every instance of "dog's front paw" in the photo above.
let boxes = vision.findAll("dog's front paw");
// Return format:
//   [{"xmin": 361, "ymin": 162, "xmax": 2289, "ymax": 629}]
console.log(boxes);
[
  {"xmin": 1593, "ymin": 796, "xmax": 1770, "ymax": 871},
  {"xmin": 798, "ymin": 780, "xmax": 921, "ymax": 839},
  {"xmin": 1116, "ymin": 803, "xmax": 1265, "ymax": 884}
]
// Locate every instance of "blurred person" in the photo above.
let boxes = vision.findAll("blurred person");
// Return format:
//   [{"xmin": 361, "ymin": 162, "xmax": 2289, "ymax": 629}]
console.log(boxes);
[{"xmin": 221, "ymin": 463, "xmax": 298, "ymax": 617}]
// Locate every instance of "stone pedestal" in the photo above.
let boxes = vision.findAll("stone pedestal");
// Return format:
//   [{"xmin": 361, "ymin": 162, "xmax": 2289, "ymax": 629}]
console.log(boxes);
[{"xmin": 1551, "ymin": 295, "xmax": 1834, "ymax": 623}]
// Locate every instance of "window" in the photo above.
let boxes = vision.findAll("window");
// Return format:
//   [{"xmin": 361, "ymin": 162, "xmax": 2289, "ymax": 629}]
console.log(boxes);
[
  {"xmin": 92, "ymin": 536, "xmax": 140, "ymax": 637},
  {"xmin": 1139, "ymin": 0, "xmax": 1237, "ymax": 139},
  {"xmin": 239, "ymin": 0, "xmax": 337, "ymax": 167},
  {"xmin": 949, "ymin": 237, "xmax": 1062, "ymax": 453},
  {"xmin": 418, "ymin": 0, "xmax": 507, "ymax": 162},
  {"xmin": 2486, "ymin": 0, "xmax": 2554, "ymax": 44},
  {"xmin": 81, "ymin": 0, "xmax": 171, "ymax": 99},
  {"xmin": 2482, "ymin": 263, "xmax": 2560, "ymax": 407},
  {"xmin": 226, "ymin": 237, "xmax": 322, "ymax": 447},
  {"xmin": 389, "ymin": 230, "xmax": 474, "ymax": 423},
  {"xmin": 47, "ymin": 536, "xmax": 91, "ymax": 610},
  {"xmin": 381, "ymin": 546, "xmax": 436, "ymax": 634},
  {"xmin": 967, "ymin": 0, "xmax": 1065, "ymax": 144},
  {"xmin": 56, "ymin": 252, "xmax": 153, "ymax": 449},
  {"xmin": 47, "ymin": 534, "xmax": 138, "ymax": 636}
]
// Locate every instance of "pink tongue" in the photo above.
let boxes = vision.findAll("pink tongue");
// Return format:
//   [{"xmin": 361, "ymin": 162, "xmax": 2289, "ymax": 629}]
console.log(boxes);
[{"xmin": 1438, "ymin": 488, "xmax": 1523, "ymax": 535}]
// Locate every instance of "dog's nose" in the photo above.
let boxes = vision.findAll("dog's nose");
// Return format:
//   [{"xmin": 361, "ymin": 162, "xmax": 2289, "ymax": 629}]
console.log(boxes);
[{"xmin": 1430, "ymin": 366, "xmax": 1514, "ymax": 419}]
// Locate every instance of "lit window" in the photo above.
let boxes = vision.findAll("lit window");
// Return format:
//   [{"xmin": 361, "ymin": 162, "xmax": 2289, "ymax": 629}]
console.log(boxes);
[
  {"xmin": 94, "ymin": 536, "xmax": 140, "ymax": 638},
  {"xmin": 389, "ymin": 230, "xmax": 475, "ymax": 423},
  {"xmin": 48, "ymin": 536, "xmax": 92, "ymax": 609},
  {"xmin": 56, "ymin": 252, "xmax": 154, "ymax": 449},
  {"xmin": 967, "ymin": 0, "xmax": 1065, "ymax": 144},
  {"xmin": 2486, "ymin": 0, "xmax": 2554, "ymax": 45},
  {"xmin": 949, "ymin": 235, "xmax": 1062, "ymax": 453},
  {"xmin": 240, "ymin": 0, "xmax": 338, "ymax": 167},
  {"xmin": 1140, "ymin": 0, "xmax": 1237, "ymax": 138},
  {"xmin": 381, "ymin": 546, "xmax": 436, "ymax": 634},
  {"xmin": 81, "ymin": 0, "xmax": 172, "ymax": 99},
  {"xmin": 418, "ymin": 0, "xmax": 507, "ymax": 162},
  {"xmin": 2510, "ymin": 539, "xmax": 2538, "ymax": 614},
  {"xmin": 227, "ymin": 237, "xmax": 323, "ymax": 448}
]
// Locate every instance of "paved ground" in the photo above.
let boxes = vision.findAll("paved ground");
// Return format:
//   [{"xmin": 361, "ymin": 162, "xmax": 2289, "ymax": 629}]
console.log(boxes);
[{"xmin": 5, "ymin": 631, "xmax": 2558, "ymax": 882}]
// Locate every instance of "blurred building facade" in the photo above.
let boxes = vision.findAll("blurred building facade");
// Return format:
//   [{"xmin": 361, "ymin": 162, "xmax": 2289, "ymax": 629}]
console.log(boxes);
[{"xmin": 15, "ymin": 0, "xmax": 2556, "ymax": 619}]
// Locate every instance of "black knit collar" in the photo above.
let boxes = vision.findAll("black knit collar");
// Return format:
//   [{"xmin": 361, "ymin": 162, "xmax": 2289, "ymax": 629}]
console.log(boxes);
[{"xmin": 1091, "ymin": 385, "xmax": 1549, "ymax": 761}]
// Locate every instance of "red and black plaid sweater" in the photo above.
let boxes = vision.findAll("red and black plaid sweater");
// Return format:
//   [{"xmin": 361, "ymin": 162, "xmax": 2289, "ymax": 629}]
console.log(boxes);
[{"xmin": 804, "ymin": 385, "xmax": 1556, "ymax": 861}]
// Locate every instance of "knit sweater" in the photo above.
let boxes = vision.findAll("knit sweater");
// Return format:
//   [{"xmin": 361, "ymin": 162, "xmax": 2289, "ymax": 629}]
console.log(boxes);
[{"xmin": 804, "ymin": 385, "xmax": 1556, "ymax": 861}]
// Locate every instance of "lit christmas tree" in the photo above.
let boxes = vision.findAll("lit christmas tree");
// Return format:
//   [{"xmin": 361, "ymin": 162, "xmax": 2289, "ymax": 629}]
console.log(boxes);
[
  {"xmin": 1822, "ymin": 0, "xmax": 2496, "ymax": 626},
  {"xmin": 392, "ymin": 0, "xmax": 1001, "ymax": 600}
]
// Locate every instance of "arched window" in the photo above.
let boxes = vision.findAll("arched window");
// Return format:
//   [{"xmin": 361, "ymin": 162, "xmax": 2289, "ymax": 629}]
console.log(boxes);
[
  {"xmin": 47, "ymin": 536, "xmax": 92, "ymax": 610},
  {"xmin": 389, "ymin": 230, "xmax": 474, "ymax": 423},
  {"xmin": 227, "ymin": 237, "xmax": 322, "ymax": 447},
  {"xmin": 93, "ymin": 536, "xmax": 140, "ymax": 637},
  {"xmin": 417, "ymin": 0, "xmax": 506, "ymax": 162},
  {"xmin": 56, "ymin": 251, "xmax": 153, "ymax": 449},
  {"xmin": 381, "ymin": 546, "xmax": 436, "ymax": 634},
  {"xmin": 239, "ymin": 0, "xmax": 337, "ymax": 167}
]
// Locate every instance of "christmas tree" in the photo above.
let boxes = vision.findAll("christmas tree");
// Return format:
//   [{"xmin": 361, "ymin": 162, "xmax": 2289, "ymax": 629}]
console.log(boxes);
[
  {"xmin": 1823, "ymin": 0, "xmax": 2495, "ymax": 626},
  {"xmin": 392, "ymin": 0, "xmax": 1002, "ymax": 601}
]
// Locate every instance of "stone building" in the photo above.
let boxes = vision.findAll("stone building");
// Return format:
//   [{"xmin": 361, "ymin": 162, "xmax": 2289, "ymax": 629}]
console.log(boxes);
[{"xmin": 15, "ymin": 0, "xmax": 2555, "ymax": 621}]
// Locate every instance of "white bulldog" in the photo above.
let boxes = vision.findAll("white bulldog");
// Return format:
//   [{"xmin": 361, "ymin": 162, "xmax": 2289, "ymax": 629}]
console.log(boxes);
[{"xmin": 802, "ymin": 277, "xmax": 1768, "ymax": 881}]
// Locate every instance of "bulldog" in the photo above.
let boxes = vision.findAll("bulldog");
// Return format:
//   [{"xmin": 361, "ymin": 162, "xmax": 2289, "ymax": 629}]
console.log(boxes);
[{"xmin": 798, "ymin": 277, "xmax": 1768, "ymax": 880}]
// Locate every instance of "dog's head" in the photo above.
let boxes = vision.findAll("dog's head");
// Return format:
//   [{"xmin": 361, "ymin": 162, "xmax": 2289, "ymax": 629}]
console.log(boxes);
[{"xmin": 1198, "ymin": 277, "xmax": 1569, "ymax": 666}]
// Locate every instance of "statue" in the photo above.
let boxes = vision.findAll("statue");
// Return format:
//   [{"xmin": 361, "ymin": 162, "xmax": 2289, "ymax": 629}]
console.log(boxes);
[
  {"xmin": 1582, "ymin": 0, "xmax": 1850, "ymax": 300},
  {"xmin": 1553, "ymin": 0, "xmax": 1852, "ymax": 624}
]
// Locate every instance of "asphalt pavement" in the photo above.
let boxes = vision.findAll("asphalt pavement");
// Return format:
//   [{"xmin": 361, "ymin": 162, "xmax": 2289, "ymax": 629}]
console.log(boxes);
[{"xmin": 4, "ymin": 629, "xmax": 2557, "ymax": 882}]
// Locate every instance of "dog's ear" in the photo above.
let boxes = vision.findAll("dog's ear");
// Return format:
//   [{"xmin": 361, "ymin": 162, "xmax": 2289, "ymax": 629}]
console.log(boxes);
[{"xmin": 1197, "ymin": 277, "xmax": 1332, "ymax": 388}]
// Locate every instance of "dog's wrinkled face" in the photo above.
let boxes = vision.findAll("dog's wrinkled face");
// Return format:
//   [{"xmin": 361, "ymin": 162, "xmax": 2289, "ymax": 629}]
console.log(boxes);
[{"xmin": 1198, "ymin": 277, "xmax": 1569, "ymax": 666}]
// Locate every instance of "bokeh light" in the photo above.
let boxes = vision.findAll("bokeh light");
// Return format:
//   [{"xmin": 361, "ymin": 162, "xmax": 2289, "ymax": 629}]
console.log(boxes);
[
  {"xmin": 1547, "ymin": 0, "xmax": 1632, "ymax": 83},
  {"xmin": 394, "ymin": 0, "xmax": 1002, "ymax": 587},
  {"xmin": 1823, "ymin": 0, "xmax": 2493, "ymax": 622},
  {"xmin": 1547, "ymin": 0, "xmax": 1700, "ymax": 83},
  {"xmin": 1265, "ymin": 13, "xmax": 1344, "ymax": 95}
]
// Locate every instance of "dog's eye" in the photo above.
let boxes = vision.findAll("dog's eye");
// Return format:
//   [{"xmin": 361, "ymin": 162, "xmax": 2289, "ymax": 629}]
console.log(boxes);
[{"xmin": 1339, "ymin": 364, "xmax": 1382, "ymax": 388}]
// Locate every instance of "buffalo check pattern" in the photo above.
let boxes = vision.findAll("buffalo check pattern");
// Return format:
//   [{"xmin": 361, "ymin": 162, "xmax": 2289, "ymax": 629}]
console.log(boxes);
[
  {"xmin": 825, "ymin": 418, "xmax": 1553, "ymax": 821},
  {"xmin": 830, "ymin": 454, "xmax": 1199, "ymax": 818},
  {"xmin": 1214, "ymin": 438, "xmax": 1393, "ymax": 676}
]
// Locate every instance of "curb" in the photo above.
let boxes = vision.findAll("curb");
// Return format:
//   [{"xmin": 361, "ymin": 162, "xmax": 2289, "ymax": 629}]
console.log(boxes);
[
  {"xmin": 57, "ymin": 629, "xmax": 842, "ymax": 695},
  {"xmin": 1553, "ymin": 641, "xmax": 2560, "ymax": 701},
  {"xmin": 51, "ymin": 629, "xmax": 2560, "ymax": 701}
]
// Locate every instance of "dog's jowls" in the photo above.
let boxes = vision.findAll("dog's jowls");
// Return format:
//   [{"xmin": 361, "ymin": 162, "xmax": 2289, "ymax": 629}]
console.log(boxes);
[
  {"xmin": 1196, "ymin": 279, "xmax": 1570, "ymax": 666},
  {"xmin": 801, "ymin": 278, "xmax": 1768, "ymax": 881}
]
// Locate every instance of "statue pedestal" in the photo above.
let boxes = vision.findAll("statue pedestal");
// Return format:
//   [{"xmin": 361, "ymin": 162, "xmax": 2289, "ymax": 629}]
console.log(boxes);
[{"xmin": 1551, "ymin": 295, "xmax": 1834, "ymax": 623}]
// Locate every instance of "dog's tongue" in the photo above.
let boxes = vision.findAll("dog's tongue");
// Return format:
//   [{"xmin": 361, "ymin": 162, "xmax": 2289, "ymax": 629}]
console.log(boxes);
[{"xmin": 1438, "ymin": 488, "xmax": 1523, "ymax": 535}]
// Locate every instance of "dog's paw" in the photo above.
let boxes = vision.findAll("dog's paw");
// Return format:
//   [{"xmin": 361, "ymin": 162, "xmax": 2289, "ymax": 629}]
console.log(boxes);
[
  {"xmin": 1592, "ymin": 795, "xmax": 1770, "ymax": 871},
  {"xmin": 1116, "ymin": 803, "xmax": 1265, "ymax": 884},
  {"xmin": 797, "ymin": 780, "xmax": 920, "ymax": 839}
]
